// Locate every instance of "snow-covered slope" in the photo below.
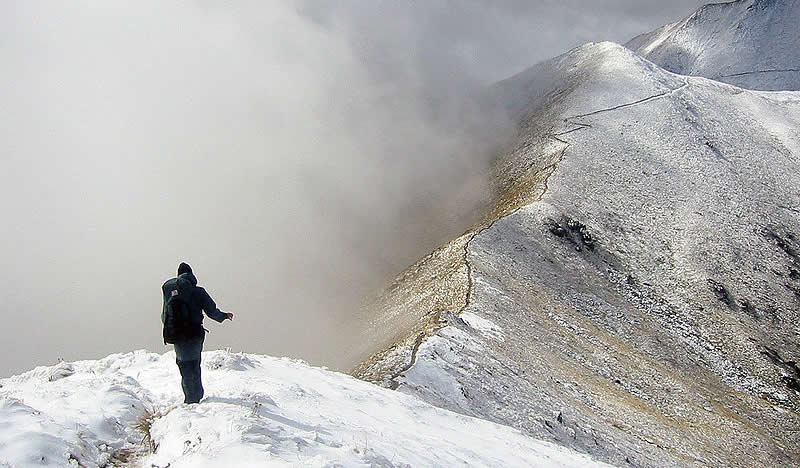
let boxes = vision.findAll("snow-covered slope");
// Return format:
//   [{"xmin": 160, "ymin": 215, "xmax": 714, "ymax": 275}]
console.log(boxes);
[
  {"xmin": 354, "ymin": 41, "xmax": 800, "ymax": 468},
  {"xmin": 626, "ymin": 0, "xmax": 800, "ymax": 91},
  {"xmin": 0, "ymin": 350, "xmax": 611, "ymax": 467}
]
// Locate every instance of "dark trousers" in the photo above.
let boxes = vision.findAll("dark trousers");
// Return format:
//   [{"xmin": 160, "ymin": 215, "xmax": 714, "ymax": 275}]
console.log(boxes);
[
  {"xmin": 176, "ymin": 359, "xmax": 204, "ymax": 404},
  {"xmin": 174, "ymin": 335, "xmax": 204, "ymax": 404}
]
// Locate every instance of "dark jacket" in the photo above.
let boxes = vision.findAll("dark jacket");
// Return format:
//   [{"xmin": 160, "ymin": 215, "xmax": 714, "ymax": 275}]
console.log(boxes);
[{"xmin": 161, "ymin": 272, "xmax": 229, "ymax": 330}]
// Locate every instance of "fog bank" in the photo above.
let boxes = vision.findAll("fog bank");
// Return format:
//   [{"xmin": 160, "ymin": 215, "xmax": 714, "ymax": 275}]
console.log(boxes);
[{"xmin": 0, "ymin": 1, "xmax": 706, "ymax": 376}]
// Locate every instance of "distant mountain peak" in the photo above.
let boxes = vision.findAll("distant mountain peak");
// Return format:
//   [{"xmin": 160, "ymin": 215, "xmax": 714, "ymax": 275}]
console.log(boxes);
[{"xmin": 627, "ymin": 0, "xmax": 800, "ymax": 90}]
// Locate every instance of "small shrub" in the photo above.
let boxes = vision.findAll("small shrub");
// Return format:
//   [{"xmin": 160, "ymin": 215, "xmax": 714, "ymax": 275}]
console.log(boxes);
[{"xmin": 133, "ymin": 408, "xmax": 161, "ymax": 454}]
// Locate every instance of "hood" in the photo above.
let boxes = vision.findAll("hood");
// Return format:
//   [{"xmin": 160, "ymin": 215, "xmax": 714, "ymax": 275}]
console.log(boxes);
[{"xmin": 178, "ymin": 272, "xmax": 198, "ymax": 286}]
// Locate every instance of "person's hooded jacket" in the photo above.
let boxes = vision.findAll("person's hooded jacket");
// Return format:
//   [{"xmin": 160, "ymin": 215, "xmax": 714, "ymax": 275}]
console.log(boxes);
[{"xmin": 161, "ymin": 272, "xmax": 228, "ymax": 333}]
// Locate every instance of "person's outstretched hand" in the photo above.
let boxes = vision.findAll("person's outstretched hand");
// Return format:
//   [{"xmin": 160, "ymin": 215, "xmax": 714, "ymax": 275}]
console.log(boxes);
[{"xmin": 226, "ymin": 312, "xmax": 234, "ymax": 321}]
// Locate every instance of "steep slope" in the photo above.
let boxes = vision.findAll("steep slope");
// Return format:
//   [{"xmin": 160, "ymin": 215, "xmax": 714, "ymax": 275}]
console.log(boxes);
[
  {"xmin": 626, "ymin": 0, "xmax": 800, "ymax": 91},
  {"xmin": 0, "ymin": 350, "xmax": 611, "ymax": 467},
  {"xmin": 354, "ymin": 42, "xmax": 800, "ymax": 468}
]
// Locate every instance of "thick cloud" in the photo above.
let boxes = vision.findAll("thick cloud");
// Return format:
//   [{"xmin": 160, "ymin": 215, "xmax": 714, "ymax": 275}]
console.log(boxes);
[
  {"xmin": 298, "ymin": 1, "xmax": 709, "ymax": 84},
  {"xmin": 0, "ymin": 1, "xmax": 707, "ymax": 376}
]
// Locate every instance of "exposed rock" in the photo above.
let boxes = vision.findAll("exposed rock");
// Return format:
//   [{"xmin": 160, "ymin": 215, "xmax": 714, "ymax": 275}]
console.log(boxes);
[{"xmin": 706, "ymin": 279, "xmax": 736, "ymax": 309}]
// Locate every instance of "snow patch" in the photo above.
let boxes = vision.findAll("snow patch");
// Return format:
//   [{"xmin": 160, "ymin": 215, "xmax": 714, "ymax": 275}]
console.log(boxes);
[{"xmin": 461, "ymin": 311, "xmax": 505, "ymax": 341}]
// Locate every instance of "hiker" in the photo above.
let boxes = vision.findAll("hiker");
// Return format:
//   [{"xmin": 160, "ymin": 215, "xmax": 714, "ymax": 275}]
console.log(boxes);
[{"xmin": 161, "ymin": 262, "xmax": 233, "ymax": 404}]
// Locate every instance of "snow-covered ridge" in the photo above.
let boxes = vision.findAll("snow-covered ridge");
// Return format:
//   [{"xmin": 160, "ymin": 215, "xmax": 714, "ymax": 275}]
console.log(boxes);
[
  {"xmin": 626, "ymin": 0, "xmax": 800, "ymax": 90},
  {"xmin": 491, "ymin": 41, "xmax": 685, "ymax": 125},
  {"xmin": 0, "ymin": 350, "xmax": 611, "ymax": 467},
  {"xmin": 356, "ymin": 27, "xmax": 800, "ymax": 468}
]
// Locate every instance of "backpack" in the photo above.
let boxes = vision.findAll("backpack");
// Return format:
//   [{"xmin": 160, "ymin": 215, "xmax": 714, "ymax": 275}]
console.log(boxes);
[{"xmin": 162, "ymin": 276, "xmax": 201, "ymax": 344}]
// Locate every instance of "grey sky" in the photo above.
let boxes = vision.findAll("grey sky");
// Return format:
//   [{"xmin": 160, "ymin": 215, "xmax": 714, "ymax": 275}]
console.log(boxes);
[{"xmin": 0, "ymin": 0, "xmax": 708, "ymax": 377}]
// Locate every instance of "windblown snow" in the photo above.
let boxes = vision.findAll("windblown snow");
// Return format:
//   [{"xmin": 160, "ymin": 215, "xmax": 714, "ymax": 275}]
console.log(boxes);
[{"xmin": 0, "ymin": 350, "xmax": 610, "ymax": 467}]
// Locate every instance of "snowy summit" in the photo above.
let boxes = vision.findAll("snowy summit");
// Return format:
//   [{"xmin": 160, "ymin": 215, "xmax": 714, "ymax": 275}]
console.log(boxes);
[
  {"xmin": 0, "ymin": 350, "xmax": 610, "ymax": 467},
  {"xmin": 627, "ymin": 0, "xmax": 800, "ymax": 90}
]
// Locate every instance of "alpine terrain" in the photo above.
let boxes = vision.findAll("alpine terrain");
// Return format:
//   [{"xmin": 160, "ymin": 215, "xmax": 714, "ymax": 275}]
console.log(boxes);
[
  {"xmin": 352, "ymin": 1, "xmax": 800, "ymax": 467},
  {"xmin": 1, "ymin": 1, "xmax": 798, "ymax": 467}
]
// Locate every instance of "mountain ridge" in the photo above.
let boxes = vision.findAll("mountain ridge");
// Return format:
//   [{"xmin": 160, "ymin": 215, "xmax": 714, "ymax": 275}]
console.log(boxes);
[
  {"xmin": 353, "ymin": 19, "xmax": 800, "ymax": 468},
  {"xmin": 3, "ymin": 2, "xmax": 799, "ymax": 467}
]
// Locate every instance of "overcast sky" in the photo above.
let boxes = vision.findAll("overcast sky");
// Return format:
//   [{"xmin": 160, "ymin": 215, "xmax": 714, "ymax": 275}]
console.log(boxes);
[{"xmin": 0, "ymin": 0, "xmax": 709, "ymax": 377}]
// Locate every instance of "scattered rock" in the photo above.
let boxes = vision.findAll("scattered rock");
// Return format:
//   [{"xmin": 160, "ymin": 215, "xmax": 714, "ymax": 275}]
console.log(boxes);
[
  {"xmin": 762, "ymin": 346, "xmax": 800, "ymax": 392},
  {"xmin": 783, "ymin": 376, "xmax": 800, "ymax": 393},
  {"xmin": 763, "ymin": 228, "xmax": 800, "ymax": 264},
  {"xmin": 739, "ymin": 299, "xmax": 759, "ymax": 320},
  {"xmin": 707, "ymin": 279, "xmax": 737, "ymax": 309},
  {"xmin": 544, "ymin": 216, "xmax": 595, "ymax": 252}
]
